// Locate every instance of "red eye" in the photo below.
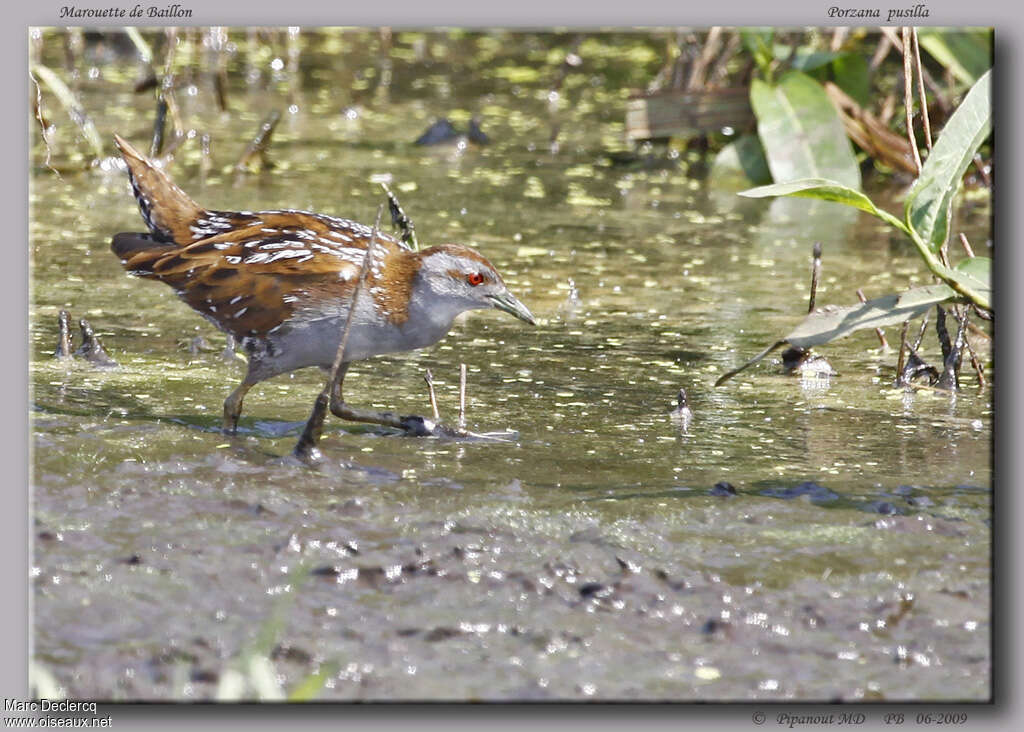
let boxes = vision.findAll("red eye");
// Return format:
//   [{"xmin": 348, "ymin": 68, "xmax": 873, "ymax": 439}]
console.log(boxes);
[{"xmin": 466, "ymin": 272, "xmax": 484, "ymax": 286}]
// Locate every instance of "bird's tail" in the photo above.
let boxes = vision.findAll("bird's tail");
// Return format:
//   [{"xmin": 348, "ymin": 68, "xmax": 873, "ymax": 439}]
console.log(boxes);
[
  {"xmin": 110, "ymin": 232, "xmax": 179, "ymax": 278},
  {"xmin": 113, "ymin": 134, "xmax": 208, "ymax": 245}
]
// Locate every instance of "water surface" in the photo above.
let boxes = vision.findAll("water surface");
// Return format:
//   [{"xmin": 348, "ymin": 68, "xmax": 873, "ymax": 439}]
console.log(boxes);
[{"xmin": 30, "ymin": 29, "xmax": 991, "ymax": 701}]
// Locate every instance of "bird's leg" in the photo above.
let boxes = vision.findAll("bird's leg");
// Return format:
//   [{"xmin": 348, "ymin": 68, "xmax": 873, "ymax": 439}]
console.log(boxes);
[
  {"xmin": 328, "ymin": 362, "xmax": 436, "ymax": 436},
  {"xmin": 223, "ymin": 376, "xmax": 257, "ymax": 434}
]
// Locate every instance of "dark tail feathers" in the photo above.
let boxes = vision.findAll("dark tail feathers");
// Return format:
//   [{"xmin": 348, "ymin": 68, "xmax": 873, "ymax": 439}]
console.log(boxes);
[{"xmin": 111, "ymin": 232, "xmax": 178, "ymax": 277}]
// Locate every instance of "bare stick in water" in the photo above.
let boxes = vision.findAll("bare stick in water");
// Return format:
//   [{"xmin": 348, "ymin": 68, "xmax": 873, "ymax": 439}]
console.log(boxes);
[
  {"xmin": 911, "ymin": 28, "xmax": 933, "ymax": 152},
  {"xmin": 901, "ymin": 27, "xmax": 922, "ymax": 176},
  {"xmin": 808, "ymin": 242, "xmax": 822, "ymax": 314},
  {"xmin": 294, "ymin": 205, "xmax": 384, "ymax": 461},
  {"xmin": 423, "ymin": 369, "xmax": 441, "ymax": 422},
  {"xmin": 896, "ymin": 320, "xmax": 909, "ymax": 385},
  {"xmin": 858, "ymin": 288, "xmax": 890, "ymax": 349},
  {"xmin": 234, "ymin": 110, "xmax": 282, "ymax": 173},
  {"xmin": 458, "ymin": 363, "xmax": 468, "ymax": 433},
  {"xmin": 958, "ymin": 232, "xmax": 976, "ymax": 258}
]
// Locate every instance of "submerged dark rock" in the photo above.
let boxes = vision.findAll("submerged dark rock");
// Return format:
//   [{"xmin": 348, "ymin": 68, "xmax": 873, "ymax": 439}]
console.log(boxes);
[
  {"xmin": 710, "ymin": 481, "xmax": 737, "ymax": 497},
  {"xmin": 414, "ymin": 117, "xmax": 490, "ymax": 147},
  {"xmin": 762, "ymin": 481, "xmax": 839, "ymax": 504}
]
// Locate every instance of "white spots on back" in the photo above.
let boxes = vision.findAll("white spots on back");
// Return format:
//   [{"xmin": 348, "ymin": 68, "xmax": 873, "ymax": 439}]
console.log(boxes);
[
  {"xmin": 264, "ymin": 250, "xmax": 315, "ymax": 264},
  {"xmin": 325, "ymin": 229, "xmax": 354, "ymax": 243},
  {"xmin": 189, "ymin": 213, "xmax": 236, "ymax": 241}
]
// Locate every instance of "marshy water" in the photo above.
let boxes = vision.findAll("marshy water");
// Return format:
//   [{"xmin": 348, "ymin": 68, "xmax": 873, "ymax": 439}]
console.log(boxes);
[{"xmin": 30, "ymin": 29, "xmax": 991, "ymax": 701}]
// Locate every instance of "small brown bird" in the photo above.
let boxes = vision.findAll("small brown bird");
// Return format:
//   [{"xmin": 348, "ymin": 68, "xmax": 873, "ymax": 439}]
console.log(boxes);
[{"xmin": 110, "ymin": 135, "xmax": 534, "ymax": 434}]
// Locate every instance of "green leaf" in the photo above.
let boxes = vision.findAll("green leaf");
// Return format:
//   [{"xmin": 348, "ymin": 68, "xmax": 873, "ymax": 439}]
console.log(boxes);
[
  {"xmin": 739, "ymin": 178, "xmax": 909, "ymax": 234},
  {"xmin": 712, "ymin": 134, "xmax": 772, "ymax": 186},
  {"xmin": 936, "ymin": 256, "xmax": 992, "ymax": 310},
  {"xmin": 832, "ymin": 53, "xmax": 871, "ymax": 108},
  {"xmin": 750, "ymin": 71, "xmax": 861, "ymax": 190},
  {"xmin": 715, "ymin": 284, "xmax": 962, "ymax": 386},
  {"xmin": 955, "ymin": 255, "xmax": 991, "ymax": 287},
  {"xmin": 917, "ymin": 29, "xmax": 993, "ymax": 86},
  {"xmin": 784, "ymin": 284, "xmax": 958, "ymax": 348},
  {"xmin": 741, "ymin": 28, "xmax": 775, "ymax": 77},
  {"xmin": 905, "ymin": 69, "xmax": 991, "ymax": 252},
  {"xmin": 775, "ymin": 44, "xmax": 838, "ymax": 71}
]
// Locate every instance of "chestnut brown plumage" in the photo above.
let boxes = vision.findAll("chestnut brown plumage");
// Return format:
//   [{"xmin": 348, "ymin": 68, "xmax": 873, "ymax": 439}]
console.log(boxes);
[{"xmin": 111, "ymin": 134, "xmax": 534, "ymax": 434}]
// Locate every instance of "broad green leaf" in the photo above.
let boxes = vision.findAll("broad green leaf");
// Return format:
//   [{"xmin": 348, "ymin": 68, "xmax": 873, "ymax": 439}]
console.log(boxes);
[
  {"xmin": 935, "ymin": 256, "xmax": 992, "ymax": 310},
  {"xmin": 750, "ymin": 71, "xmax": 861, "ymax": 190},
  {"xmin": 917, "ymin": 29, "xmax": 993, "ymax": 86},
  {"xmin": 711, "ymin": 134, "xmax": 771, "ymax": 185},
  {"xmin": 905, "ymin": 69, "xmax": 991, "ymax": 252},
  {"xmin": 715, "ymin": 284, "xmax": 961, "ymax": 386},
  {"xmin": 784, "ymin": 284, "xmax": 958, "ymax": 348},
  {"xmin": 739, "ymin": 178, "xmax": 909, "ymax": 234},
  {"xmin": 955, "ymin": 254, "xmax": 991, "ymax": 288},
  {"xmin": 832, "ymin": 53, "xmax": 871, "ymax": 108}
]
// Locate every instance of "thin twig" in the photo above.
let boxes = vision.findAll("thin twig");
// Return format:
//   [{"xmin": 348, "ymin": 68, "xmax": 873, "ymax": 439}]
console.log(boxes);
[
  {"xmin": 29, "ymin": 64, "xmax": 104, "ymax": 161},
  {"xmin": 330, "ymin": 206, "xmax": 383, "ymax": 385},
  {"xmin": 159, "ymin": 28, "xmax": 185, "ymax": 141},
  {"xmin": 869, "ymin": 33, "xmax": 892, "ymax": 71},
  {"xmin": 294, "ymin": 206, "xmax": 384, "ymax": 459},
  {"xmin": 808, "ymin": 242, "xmax": 822, "ymax": 314},
  {"xmin": 423, "ymin": 369, "xmax": 441, "ymax": 421},
  {"xmin": 858, "ymin": 289, "xmax": 890, "ymax": 348},
  {"xmin": 913, "ymin": 314, "xmax": 929, "ymax": 352},
  {"xmin": 901, "ymin": 27, "xmax": 922, "ymax": 176},
  {"xmin": 935, "ymin": 304, "xmax": 952, "ymax": 362},
  {"xmin": 939, "ymin": 239, "xmax": 951, "ymax": 267},
  {"xmin": 706, "ymin": 32, "xmax": 741, "ymax": 87},
  {"xmin": 880, "ymin": 26, "xmax": 949, "ymax": 112},
  {"xmin": 234, "ymin": 110, "xmax": 281, "ymax": 173},
  {"xmin": 958, "ymin": 232, "xmax": 977, "ymax": 258},
  {"xmin": 896, "ymin": 320, "xmax": 909, "ymax": 384},
  {"xmin": 686, "ymin": 26, "xmax": 722, "ymax": 91},
  {"xmin": 150, "ymin": 96, "xmax": 168, "ymax": 157},
  {"xmin": 30, "ymin": 72, "xmax": 60, "ymax": 178},
  {"xmin": 210, "ymin": 27, "xmax": 229, "ymax": 112},
  {"xmin": 200, "ymin": 132, "xmax": 212, "ymax": 185},
  {"xmin": 458, "ymin": 363, "xmax": 468, "ymax": 433},
  {"xmin": 972, "ymin": 153, "xmax": 992, "ymax": 187},
  {"xmin": 964, "ymin": 330, "xmax": 986, "ymax": 389},
  {"xmin": 911, "ymin": 28, "xmax": 932, "ymax": 152}
]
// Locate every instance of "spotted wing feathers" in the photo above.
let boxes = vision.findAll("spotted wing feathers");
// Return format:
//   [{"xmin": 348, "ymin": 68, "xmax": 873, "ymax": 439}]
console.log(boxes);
[{"xmin": 112, "ymin": 135, "xmax": 416, "ymax": 336}]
